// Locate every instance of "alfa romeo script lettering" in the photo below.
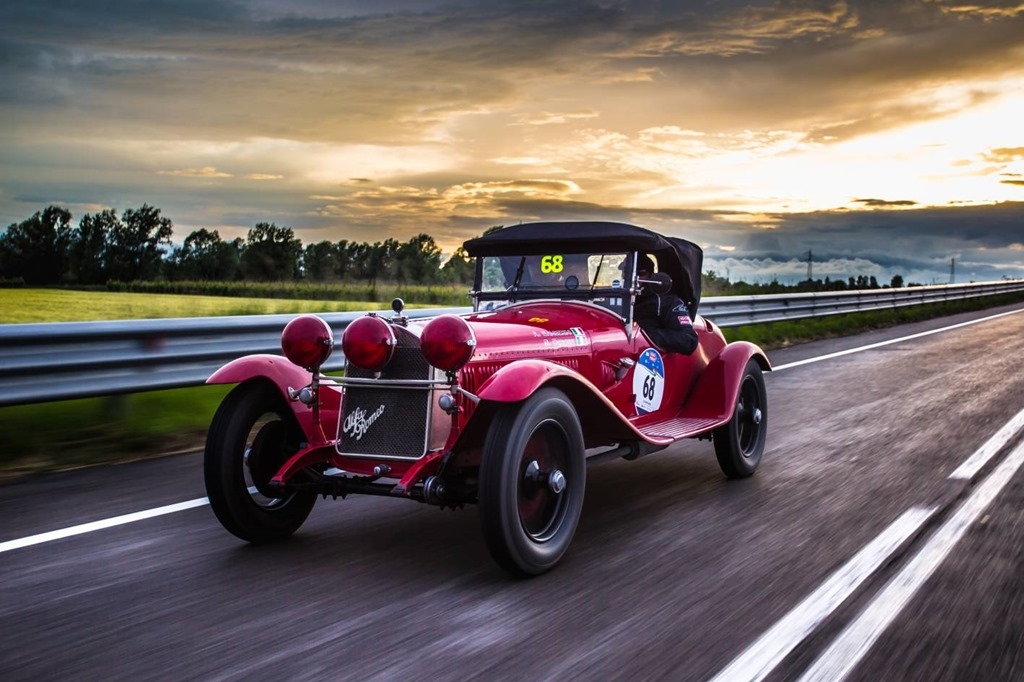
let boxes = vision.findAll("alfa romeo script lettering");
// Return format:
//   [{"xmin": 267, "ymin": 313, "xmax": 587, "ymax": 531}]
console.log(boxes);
[{"xmin": 343, "ymin": 405, "xmax": 386, "ymax": 441}]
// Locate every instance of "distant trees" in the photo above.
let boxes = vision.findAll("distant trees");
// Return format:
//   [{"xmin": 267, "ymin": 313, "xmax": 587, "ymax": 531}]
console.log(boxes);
[
  {"xmin": 240, "ymin": 222, "xmax": 302, "ymax": 281},
  {"xmin": 395, "ymin": 234, "xmax": 442, "ymax": 283},
  {"xmin": 703, "ymin": 269, "xmax": 907, "ymax": 296},
  {"xmin": 63, "ymin": 205, "xmax": 175, "ymax": 284},
  {"xmin": 302, "ymin": 240, "xmax": 339, "ymax": 282},
  {"xmin": 1, "ymin": 205, "xmax": 918, "ymax": 293},
  {"xmin": 0, "ymin": 204, "xmax": 481, "ymax": 287},
  {"xmin": 168, "ymin": 229, "xmax": 242, "ymax": 281},
  {"xmin": 105, "ymin": 204, "xmax": 174, "ymax": 282},
  {"xmin": 0, "ymin": 205, "xmax": 72, "ymax": 284}
]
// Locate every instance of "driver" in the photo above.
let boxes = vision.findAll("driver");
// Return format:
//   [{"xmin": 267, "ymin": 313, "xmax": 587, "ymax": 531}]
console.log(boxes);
[
  {"xmin": 521, "ymin": 257, "xmax": 557, "ymax": 287},
  {"xmin": 633, "ymin": 254, "xmax": 698, "ymax": 355},
  {"xmin": 520, "ymin": 255, "xmax": 584, "ymax": 288}
]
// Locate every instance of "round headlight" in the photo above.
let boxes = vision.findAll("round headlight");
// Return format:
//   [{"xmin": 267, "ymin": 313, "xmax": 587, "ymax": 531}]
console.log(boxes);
[
  {"xmin": 420, "ymin": 314, "xmax": 476, "ymax": 372},
  {"xmin": 341, "ymin": 315, "xmax": 396, "ymax": 371},
  {"xmin": 281, "ymin": 315, "xmax": 334, "ymax": 371}
]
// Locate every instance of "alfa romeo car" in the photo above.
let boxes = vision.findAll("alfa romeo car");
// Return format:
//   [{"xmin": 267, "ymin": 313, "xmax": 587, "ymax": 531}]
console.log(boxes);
[{"xmin": 204, "ymin": 221, "xmax": 770, "ymax": 575}]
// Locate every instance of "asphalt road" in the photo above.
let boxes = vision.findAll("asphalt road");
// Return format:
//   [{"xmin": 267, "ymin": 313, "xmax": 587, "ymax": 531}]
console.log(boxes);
[{"xmin": 2, "ymin": 303, "xmax": 1024, "ymax": 681}]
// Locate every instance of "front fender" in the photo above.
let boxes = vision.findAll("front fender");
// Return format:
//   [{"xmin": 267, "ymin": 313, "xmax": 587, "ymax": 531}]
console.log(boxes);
[
  {"xmin": 207, "ymin": 353, "xmax": 311, "ymax": 390},
  {"xmin": 207, "ymin": 354, "xmax": 340, "ymax": 447},
  {"xmin": 682, "ymin": 341, "xmax": 771, "ymax": 421},
  {"xmin": 459, "ymin": 359, "xmax": 662, "ymax": 450},
  {"xmin": 476, "ymin": 359, "xmax": 585, "ymax": 403}
]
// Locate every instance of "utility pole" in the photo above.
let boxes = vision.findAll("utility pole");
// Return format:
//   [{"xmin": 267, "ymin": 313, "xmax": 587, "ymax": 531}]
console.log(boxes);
[
  {"xmin": 806, "ymin": 250, "xmax": 813, "ymax": 282},
  {"xmin": 950, "ymin": 257, "xmax": 955, "ymax": 284}
]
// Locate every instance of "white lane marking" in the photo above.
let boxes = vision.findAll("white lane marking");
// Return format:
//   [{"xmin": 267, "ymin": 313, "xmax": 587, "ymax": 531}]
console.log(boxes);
[
  {"xmin": 798, "ymin": 436, "xmax": 1024, "ymax": 682},
  {"xmin": 707, "ymin": 506, "xmax": 937, "ymax": 682},
  {"xmin": 948, "ymin": 405, "xmax": 1024, "ymax": 480},
  {"xmin": 712, "ymin": 401, "xmax": 1024, "ymax": 682},
  {"xmin": 0, "ymin": 498, "xmax": 209, "ymax": 554},
  {"xmin": 772, "ymin": 307, "xmax": 1024, "ymax": 372}
]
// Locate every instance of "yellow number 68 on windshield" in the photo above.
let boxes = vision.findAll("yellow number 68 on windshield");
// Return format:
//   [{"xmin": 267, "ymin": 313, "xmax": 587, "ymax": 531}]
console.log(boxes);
[{"xmin": 540, "ymin": 255, "xmax": 564, "ymax": 274}]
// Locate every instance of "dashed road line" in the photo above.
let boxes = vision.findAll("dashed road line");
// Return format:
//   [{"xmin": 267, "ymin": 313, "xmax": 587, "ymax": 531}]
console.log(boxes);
[
  {"xmin": 799, "ymin": 436, "xmax": 1024, "ymax": 681},
  {"xmin": 707, "ymin": 505, "xmax": 938, "ymax": 682},
  {"xmin": 711, "ymin": 398, "xmax": 1024, "ymax": 682},
  {"xmin": 947, "ymin": 405, "xmax": 1024, "ymax": 480}
]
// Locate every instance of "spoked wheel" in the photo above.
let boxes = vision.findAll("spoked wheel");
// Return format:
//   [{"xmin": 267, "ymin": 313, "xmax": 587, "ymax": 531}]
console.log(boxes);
[
  {"xmin": 204, "ymin": 381, "xmax": 317, "ymax": 543},
  {"xmin": 479, "ymin": 388, "xmax": 586, "ymax": 576},
  {"xmin": 714, "ymin": 359, "xmax": 768, "ymax": 479}
]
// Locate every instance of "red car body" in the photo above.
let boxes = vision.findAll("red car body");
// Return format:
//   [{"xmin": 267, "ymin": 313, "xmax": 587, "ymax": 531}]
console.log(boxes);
[{"xmin": 204, "ymin": 221, "xmax": 770, "ymax": 575}]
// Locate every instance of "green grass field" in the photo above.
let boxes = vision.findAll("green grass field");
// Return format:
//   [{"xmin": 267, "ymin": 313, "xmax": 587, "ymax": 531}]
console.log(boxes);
[
  {"xmin": 2, "ymin": 287, "xmax": 1023, "ymax": 479},
  {"xmin": 0, "ymin": 288, "xmax": 439, "ymax": 324}
]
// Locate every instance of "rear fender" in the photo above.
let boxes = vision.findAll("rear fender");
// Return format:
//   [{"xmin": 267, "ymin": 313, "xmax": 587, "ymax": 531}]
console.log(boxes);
[
  {"xmin": 683, "ymin": 342, "xmax": 770, "ymax": 421},
  {"xmin": 207, "ymin": 354, "xmax": 339, "ymax": 447}
]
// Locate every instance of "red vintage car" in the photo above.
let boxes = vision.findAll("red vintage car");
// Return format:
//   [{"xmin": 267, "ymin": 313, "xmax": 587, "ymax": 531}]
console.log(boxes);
[{"xmin": 204, "ymin": 221, "xmax": 770, "ymax": 575}]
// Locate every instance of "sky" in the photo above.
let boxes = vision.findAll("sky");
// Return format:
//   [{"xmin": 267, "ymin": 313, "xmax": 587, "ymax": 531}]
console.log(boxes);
[{"xmin": 1, "ymin": 0, "xmax": 1023, "ymax": 285}]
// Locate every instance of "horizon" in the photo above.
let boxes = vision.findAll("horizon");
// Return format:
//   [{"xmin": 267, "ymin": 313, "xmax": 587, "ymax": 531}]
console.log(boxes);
[{"xmin": 1, "ymin": 1, "xmax": 1023, "ymax": 285}]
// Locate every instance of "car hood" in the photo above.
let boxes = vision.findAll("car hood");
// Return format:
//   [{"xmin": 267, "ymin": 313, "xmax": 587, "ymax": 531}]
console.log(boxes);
[{"xmin": 454, "ymin": 301, "xmax": 625, "ymax": 363}]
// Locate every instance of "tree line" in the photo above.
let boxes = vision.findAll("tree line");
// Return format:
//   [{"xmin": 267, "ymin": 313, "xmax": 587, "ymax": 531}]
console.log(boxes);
[
  {"xmin": 0, "ymin": 204, "xmax": 475, "ymax": 286},
  {"xmin": 702, "ymin": 270, "xmax": 908, "ymax": 296},
  {"xmin": 1, "ymin": 203, "xmax": 911, "ymax": 293}
]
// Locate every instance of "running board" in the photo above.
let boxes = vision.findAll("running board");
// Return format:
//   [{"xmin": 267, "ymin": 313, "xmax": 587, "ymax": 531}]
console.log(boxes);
[{"xmin": 637, "ymin": 415, "xmax": 724, "ymax": 441}]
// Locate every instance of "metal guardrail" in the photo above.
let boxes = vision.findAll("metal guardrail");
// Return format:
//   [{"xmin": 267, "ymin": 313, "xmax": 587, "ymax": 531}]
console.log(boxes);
[
  {"xmin": 2, "ymin": 281, "xmax": 1023, "ymax": 407},
  {"xmin": 703, "ymin": 280, "xmax": 1024, "ymax": 327}
]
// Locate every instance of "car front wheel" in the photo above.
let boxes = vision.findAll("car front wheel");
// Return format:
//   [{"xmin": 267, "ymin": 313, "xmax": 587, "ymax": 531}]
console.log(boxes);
[
  {"xmin": 204, "ymin": 381, "xmax": 317, "ymax": 543},
  {"xmin": 713, "ymin": 359, "xmax": 767, "ymax": 479},
  {"xmin": 479, "ymin": 388, "xmax": 586, "ymax": 576}
]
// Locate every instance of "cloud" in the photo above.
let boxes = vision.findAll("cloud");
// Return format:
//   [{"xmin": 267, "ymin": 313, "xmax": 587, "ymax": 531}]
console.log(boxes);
[
  {"xmin": 514, "ymin": 110, "xmax": 600, "ymax": 126},
  {"xmin": 928, "ymin": 0, "xmax": 1024, "ymax": 19},
  {"xmin": 852, "ymin": 198, "xmax": 919, "ymax": 207},
  {"xmin": 2, "ymin": 0, "xmax": 1024, "ymax": 283},
  {"xmin": 157, "ymin": 167, "xmax": 233, "ymax": 178},
  {"xmin": 986, "ymin": 147, "xmax": 1024, "ymax": 162}
]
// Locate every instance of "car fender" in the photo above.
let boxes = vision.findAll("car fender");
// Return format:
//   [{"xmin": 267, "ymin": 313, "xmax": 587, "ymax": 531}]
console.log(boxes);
[
  {"xmin": 682, "ymin": 341, "xmax": 771, "ymax": 421},
  {"xmin": 206, "ymin": 354, "xmax": 340, "ymax": 446},
  {"xmin": 207, "ymin": 353, "xmax": 311, "ymax": 390},
  {"xmin": 475, "ymin": 358, "xmax": 586, "ymax": 403},
  {"xmin": 459, "ymin": 359, "xmax": 657, "ymax": 450}
]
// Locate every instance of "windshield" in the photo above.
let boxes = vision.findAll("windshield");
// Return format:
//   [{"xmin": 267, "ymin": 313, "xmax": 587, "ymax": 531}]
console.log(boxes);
[{"xmin": 475, "ymin": 252, "xmax": 633, "ymax": 317}]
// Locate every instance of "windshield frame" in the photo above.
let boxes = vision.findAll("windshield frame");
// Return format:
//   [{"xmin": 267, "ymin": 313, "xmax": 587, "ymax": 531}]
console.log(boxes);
[{"xmin": 471, "ymin": 251, "xmax": 639, "ymax": 324}]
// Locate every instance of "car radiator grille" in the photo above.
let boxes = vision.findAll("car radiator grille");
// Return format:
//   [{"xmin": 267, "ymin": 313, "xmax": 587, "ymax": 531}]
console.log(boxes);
[{"xmin": 337, "ymin": 330, "xmax": 436, "ymax": 460}]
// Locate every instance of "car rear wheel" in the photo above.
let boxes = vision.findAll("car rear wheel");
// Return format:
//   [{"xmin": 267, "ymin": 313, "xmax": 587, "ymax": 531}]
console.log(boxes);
[
  {"xmin": 479, "ymin": 388, "xmax": 586, "ymax": 576},
  {"xmin": 204, "ymin": 381, "xmax": 317, "ymax": 543},
  {"xmin": 713, "ymin": 359, "xmax": 767, "ymax": 479}
]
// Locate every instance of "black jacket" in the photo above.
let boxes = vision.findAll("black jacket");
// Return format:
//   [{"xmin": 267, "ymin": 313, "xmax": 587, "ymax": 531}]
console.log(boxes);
[{"xmin": 634, "ymin": 291, "xmax": 699, "ymax": 355}]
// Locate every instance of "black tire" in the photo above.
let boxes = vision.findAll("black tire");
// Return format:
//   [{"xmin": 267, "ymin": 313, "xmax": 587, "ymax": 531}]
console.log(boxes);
[
  {"xmin": 204, "ymin": 381, "xmax": 317, "ymax": 543},
  {"xmin": 479, "ymin": 388, "xmax": 586, "ymax": 576},
  {"xmin": 714, "ymin": 359, "xmax": 768, "ymax": 479}
]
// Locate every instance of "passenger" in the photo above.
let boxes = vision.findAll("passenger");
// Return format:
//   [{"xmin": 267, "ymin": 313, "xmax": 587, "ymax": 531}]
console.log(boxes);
[{"xmin": 633, "ymin": 254, "xmax": 698, "ymax": 355}]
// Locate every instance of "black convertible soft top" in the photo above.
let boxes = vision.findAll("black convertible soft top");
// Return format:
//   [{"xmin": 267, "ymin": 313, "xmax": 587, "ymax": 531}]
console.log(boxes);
[{"xmin": 463, "ymin": 221, "xmax": 704, "ymax": 313}]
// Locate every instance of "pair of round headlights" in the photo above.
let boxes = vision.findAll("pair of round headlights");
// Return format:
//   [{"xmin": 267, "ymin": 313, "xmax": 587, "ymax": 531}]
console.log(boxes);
[{"xmin": 280, "ymin": 314, "xmax": 476, "ymax": 373}]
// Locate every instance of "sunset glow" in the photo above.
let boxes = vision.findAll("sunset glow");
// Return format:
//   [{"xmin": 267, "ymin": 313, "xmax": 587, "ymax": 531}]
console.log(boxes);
[{"xmin": 1, "ymin": 0, "xmax": 1023, "ymax": 283}]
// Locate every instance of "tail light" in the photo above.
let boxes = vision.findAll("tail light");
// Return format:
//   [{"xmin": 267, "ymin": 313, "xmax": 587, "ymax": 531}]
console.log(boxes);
[
  {"xmin": 281, "ymin": 315, "xmax": 334, "ymax": 371},
  {"xmin": 341, "ymin": 315, "xmax": 396, "ymax": 371},
  {"xmin": 420, "ymin": 314, "xmax": 476, "ymax": 372}
]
